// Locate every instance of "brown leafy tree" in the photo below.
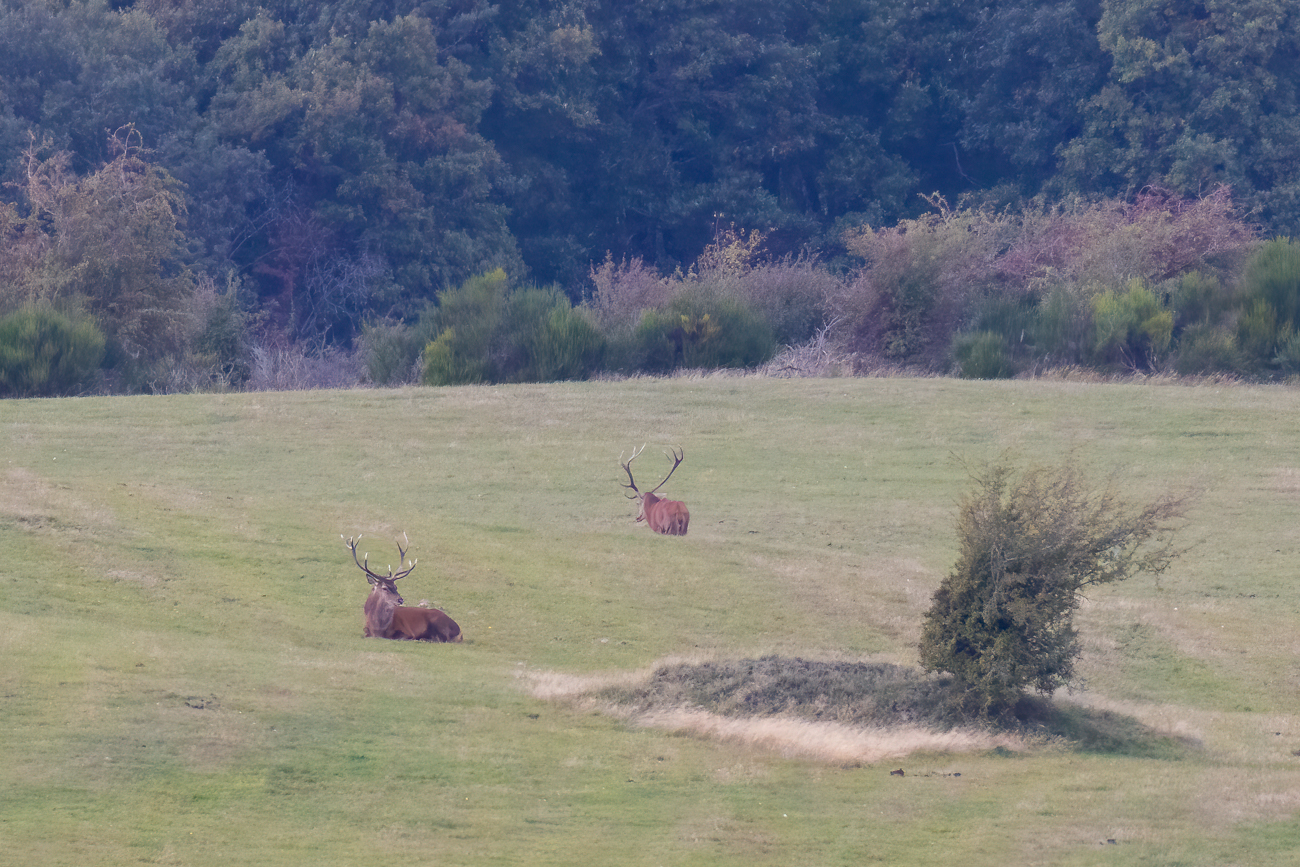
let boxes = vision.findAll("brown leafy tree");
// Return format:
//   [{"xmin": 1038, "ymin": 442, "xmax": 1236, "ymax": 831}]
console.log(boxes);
[{"xmin": 19, "ymin": 127, "xmax": 196, "ymax": 364}]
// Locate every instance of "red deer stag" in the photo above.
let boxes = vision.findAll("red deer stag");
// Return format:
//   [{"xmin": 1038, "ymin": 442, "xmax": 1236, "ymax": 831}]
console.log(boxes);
[
  {"xmin": 619, "ymin": 445, "xmax": 690, "ymax": 535},
  {"xmin": 344, "ymin": 534, "xmax": 462, "ymax": 642}
]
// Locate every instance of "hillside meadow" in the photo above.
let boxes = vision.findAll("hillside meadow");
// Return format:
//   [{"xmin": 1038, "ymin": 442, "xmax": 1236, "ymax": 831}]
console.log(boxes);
[{"xmin": 2, "ymin": 376, "xmax": 1299, "ymax": 865}]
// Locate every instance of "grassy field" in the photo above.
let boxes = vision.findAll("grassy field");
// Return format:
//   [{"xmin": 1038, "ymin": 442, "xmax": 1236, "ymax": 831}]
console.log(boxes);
[{"xmin": 3, "ymin": 376, "xmax": 1299, "ymax": 865}]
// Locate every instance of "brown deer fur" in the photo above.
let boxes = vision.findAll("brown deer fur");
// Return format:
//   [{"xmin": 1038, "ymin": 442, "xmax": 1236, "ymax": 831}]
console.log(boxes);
[
  {"xmin": 637, "ymin": 490, "xmax": 690, "ymax": 536},
  {"xmin": 347, "ymin": 535, "xmax": 462, "ymax": 643},
  {"xmin": 620, "ymin": 445, "xmax": 690, "ymax": 536}
]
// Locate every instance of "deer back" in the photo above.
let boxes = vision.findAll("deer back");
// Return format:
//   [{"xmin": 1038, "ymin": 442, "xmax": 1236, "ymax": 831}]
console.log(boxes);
[
  {"xmin": 389, "ymin": 606, "xmax": 463, "ymax": 642},
  {"xmin": 642, "ymin": 492, "xmax": 690, "ymax": 536}
]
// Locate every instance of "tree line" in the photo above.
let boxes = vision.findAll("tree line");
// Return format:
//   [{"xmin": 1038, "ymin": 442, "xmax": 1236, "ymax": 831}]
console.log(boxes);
[{"xmin": 1, "ymin": 0, "xmax": 1299, "ymax": 394}]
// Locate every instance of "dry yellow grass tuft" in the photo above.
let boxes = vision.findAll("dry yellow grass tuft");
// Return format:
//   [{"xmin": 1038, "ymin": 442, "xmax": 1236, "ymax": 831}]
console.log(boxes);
[{"xmin": 621, "ymin": 707, "xmax": 1024, "ymax": 764}]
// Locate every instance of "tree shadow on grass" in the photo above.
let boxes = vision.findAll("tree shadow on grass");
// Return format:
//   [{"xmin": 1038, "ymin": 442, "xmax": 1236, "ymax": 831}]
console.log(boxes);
[{"xmin": 1013, "ymin": 696, "xmax": 1200, "ymax": 759}]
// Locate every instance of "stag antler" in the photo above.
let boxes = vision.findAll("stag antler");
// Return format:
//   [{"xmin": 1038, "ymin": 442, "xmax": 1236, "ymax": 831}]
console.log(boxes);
[
  {"xmin": 619, "ymin": 444, "xmax": 648, "ymax": 499},
  {"xmin": 648, "ymin": 446, "xmax": 684, "ymax": 494},
  {"xmin": 343, "ymin": 532, "xmax": 418, "ymax": 584},
  {"xmin": 619, "ymin": 444, "xmax": 684, "ymax": 497}
]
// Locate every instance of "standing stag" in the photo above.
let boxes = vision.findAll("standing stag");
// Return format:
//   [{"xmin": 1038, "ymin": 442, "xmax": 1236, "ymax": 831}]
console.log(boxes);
[
  {"xmin": 344, "ymin": 534, "xmax": 462, "ymax": 642},
  {"xmin": 620, "ymin": 445, "xmax": 690, "ymax": 535}
]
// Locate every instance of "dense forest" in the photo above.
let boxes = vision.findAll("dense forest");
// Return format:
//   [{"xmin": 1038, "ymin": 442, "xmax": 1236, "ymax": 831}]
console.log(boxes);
[{"xmin": 1, "ymin": 0, "xmax": 1299, "ymax": 394}]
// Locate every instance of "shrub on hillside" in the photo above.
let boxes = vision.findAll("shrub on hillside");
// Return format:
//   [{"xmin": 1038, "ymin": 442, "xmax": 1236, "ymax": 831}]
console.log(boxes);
[
  {"xmin": 728, "ymin": 257, "xmax": 835, "ymax": 346},
  {"xmin": 836, "ymin": 189, "xmax": 1256, "ymax": 371},
  {"xmin": 1030, "ymin": 285, "xmax": 1091, "ymax": 367},
  {"xmin": 953, "ymin": 331, "xmax": 1016, "ymax": 379},
  {"xmin": 0, "ymin": 303, "xmax": 106, "ymax": 397},
  {"xmin": 1168, "ymin": 271, "xmax": 1233, "ymax": 331},
  {"xmin": 838, "ymin": 198, "xmax": 1014, "ymax": 365},
  {"xmin": 189, "ymin": 281, "xmax": 254, "ymax": 388},
  {"xmin": 361, "ymin": 320, "xmax": 423, "ymax": 386},
  {"xmin": 1088, "ymin": 281, "xmax": 1173, "ymax": 371},
  {"xmin": 1234, "ymin": 238, "xmax": 1300, "ymax": 372},
  {"xmin": 586, "ymin": 230, "xmax": 833, "ymax": 371},
  {"xmin": 1173, "ymin": 323, "xmax": 1244, "ymax": 376},
  {"xmin": 919, "ymin": 458, "xmax": 1188, "ymax": 714},
  {"xmin": 420, "ymin": 270, "xmax": 604, "ymax": 385},
  {"xmin": 634, "ymin": 292, "xmax": 776, "ymax": 372},
  {"xmin": 586, "ymin": 254, "xmax": 674, "ymax": 335},
  {"xmin": 497, "ymin": 286, "xmax": 604, "ymax": 382}
]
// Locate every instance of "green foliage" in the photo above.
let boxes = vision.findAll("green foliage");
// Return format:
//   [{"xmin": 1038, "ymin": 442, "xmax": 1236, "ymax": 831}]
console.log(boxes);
[
  {"xmin": 423, "ymin": 326, "xmax": 487, "ymax": 386},
  {"xmin": 919, "ymin": 458, "xmax": 1187, "ymax": 714},
  {"xmin": 420, "ymin": 270, "xmax": 605, "ymax": 386},
  {"xmin": 360, "ymin": 320, "xmax": 424, "ymax": 386},
  {"xmin": 521, "ymin": 299, "xmax": 605, "ymax": 383},
  {"xmin": 1272, "ymin": 330, "xmax": 1300, "ymax": 375},
  {"xmin": 1173, "ymin": 323, "xmax": 1243, "ymax": 376},
  {"xmin": 0, "ymin": 303, "xmax": 105, "ymax": 397},
  {"xmin": 1234, "ymin": 238, "xmax": 1300, "ymax": 370},
  {"xmin": 953, "ymin": 331, "xmax": 1016, "ymax": 379},
  {"xmin": 1031, "ymin": 285, "xmax": 1091, "ymax": 365},
  {"xmin": 1241, "ymin": 239, "xmax": 1300, "ymax": 327},
  {"xmin": 634, "ymin": 293, "xmax": 776, "ymax": 372},
  {"xmin": 1088, "ymin": 281, "xmax": 1173, "ymax": 371},
  {"xmin": 1169, "ymin": 271, "xmax": 1232, "ymax": 330},
  {"xmin": 1061, "ymin": 0, "xmax": 1300, "ymax": 236},
  {"xmin": 5, "ymin": 0, "xmax": 1300, "ymax": 387},
  {"xmin": 1235, "ymin": 300, "xmax": 1283, "ymax": 368},
  {"xmin": 189, "ymin": 284, "xmax": 254, "ymax": 388},
  {"xmin": 840, "ymin": 201, "xmax": 1015, "ymax": 365}
]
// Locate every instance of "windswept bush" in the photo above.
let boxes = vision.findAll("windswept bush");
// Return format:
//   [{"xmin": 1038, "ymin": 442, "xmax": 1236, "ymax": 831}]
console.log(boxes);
[
  {"xmin": 188, "ymin": 279, "xmax": 255, "ymax": 388},
  {"xmin": 20, "ymin": 131, "xmax": 197, "ymax": 364},
  {"xmin": 0, "ymin": 303, "xmax": 105, "ymax": 397},
  {"xmin": 919, "ymin": 458, "xmax": 1188, "ymax": 714},
  {"xmin": 1168, "ymin": 271, "xmax": 1233, "ymax": 332},
  {"xmin": 586, "ymin": 254, "xmax": 674, "ymax": 334},
  {"xmin": 497, "ymin": 285, "xmax": 604, "ymax": 382},
  {"xmin": 1174, "ymin": 323, "xmax": 1243, "ymax": 376},
  {"xmin": 685, "ymin": 228, "xmax": 833, "ymax": 345},
  {"xmin": 1030, "ymin": 285, "xmax": 1092, "ymax": 366},
  {"xmin": 361, "ymin": 320, "xmax": 425, "ymax": 386},
  {"xmin": 585, "ymin": 229, "xmax": 824, "ymax": 372}
]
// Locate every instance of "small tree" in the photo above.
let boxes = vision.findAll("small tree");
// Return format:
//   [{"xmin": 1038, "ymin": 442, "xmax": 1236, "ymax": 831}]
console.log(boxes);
[
  {"xmin": 0, "ymin": 303, "xmax": 106, "ymax": 397},
  {"xmin": 919, "ymin": 458, "xmax": 1188, "ymax": 714}
]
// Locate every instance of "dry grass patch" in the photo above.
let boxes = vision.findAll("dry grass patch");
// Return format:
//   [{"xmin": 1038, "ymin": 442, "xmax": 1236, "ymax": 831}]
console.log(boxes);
[
  {"xmin": 0, "ymin": 467, "xmax": 118, "ymax": 534},
  {"xmin": 527, "ymin": 654, "xmax": 1206, "ymax": 765},
  {"xmin": 620, "ymin": 708, "xmax": 1023, "ymax": 765},
  {"xmin": 525, "ymin": 656, "xmax": 1091, "ymax": 764}
]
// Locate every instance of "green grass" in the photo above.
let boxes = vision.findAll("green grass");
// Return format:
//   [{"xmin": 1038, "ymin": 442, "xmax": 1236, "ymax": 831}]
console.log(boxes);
[{"xmin": 4, "ymin": 376, "xmax": 1300, "ymax": 865}]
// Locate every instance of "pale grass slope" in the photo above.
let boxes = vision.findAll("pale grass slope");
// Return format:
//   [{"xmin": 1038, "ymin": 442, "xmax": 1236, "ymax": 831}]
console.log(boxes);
[{"xmin": 525, "ymin": 663, "xmax": 1027, "ymax": 765}]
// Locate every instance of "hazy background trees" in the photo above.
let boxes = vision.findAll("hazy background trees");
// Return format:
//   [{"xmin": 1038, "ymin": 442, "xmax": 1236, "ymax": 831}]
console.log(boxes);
[{"xmin": 1, "ymin": 0, "xmax": 1298, "ymax": 392}]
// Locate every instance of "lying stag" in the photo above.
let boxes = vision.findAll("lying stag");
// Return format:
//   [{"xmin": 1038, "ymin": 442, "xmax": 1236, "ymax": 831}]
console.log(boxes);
[
  {"xmin": 619, "ymin": 445, "xmax": 690, "ymax": 536},
  {"xmin": 344, "ymin": 534, "xmax": 462, "ymax": 642}
]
